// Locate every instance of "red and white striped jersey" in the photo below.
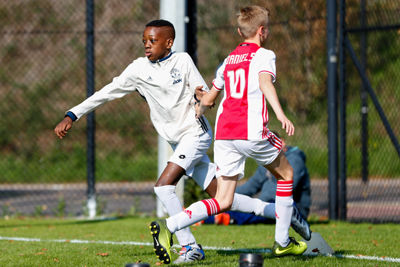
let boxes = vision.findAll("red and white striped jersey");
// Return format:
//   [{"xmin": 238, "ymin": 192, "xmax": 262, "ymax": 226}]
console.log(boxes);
[{"xmin": 213, "ymin": 42, "xmax": 276, "ymax": 140}]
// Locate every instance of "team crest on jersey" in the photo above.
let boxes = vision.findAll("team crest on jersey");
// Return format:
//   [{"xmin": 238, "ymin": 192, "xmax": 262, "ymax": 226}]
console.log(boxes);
[{"xmin": 170, "ymin": 68, "xmax": 182, "ymax": 84}]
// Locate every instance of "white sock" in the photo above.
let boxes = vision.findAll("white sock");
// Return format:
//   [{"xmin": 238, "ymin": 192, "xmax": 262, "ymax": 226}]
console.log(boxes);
[
  {"xmin": 167, "ymin": 198, "xmax": 220, "ymax": 233},
  {"xmin": 231, "ymin": 193, "xmax": 275, "ymax": 219},
  {"xmin": 275, "ymin": 181, "xmax": 293, "ymax": 247},
  {"xmin": 154, "ymin": 185, "xmax": 196, "ymax": 246}
]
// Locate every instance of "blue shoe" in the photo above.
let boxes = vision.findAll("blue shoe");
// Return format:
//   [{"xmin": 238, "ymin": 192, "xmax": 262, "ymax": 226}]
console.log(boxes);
[
  {"xmin": 173, "ymin": 244, "xmax": 205, "ymax": 264},
  {"xmin": 291, "ymin": 205, "xmax": 311, "ymax": 241}
]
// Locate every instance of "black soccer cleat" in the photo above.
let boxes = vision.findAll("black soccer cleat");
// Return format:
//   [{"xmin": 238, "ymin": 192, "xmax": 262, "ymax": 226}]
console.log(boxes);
[{"xmin": 149, "ymin": 220, "xmax": 173, "ymax": 264}]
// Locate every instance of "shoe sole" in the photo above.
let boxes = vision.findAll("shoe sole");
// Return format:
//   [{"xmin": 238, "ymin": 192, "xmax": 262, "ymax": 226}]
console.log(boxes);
[
  {"xmin": 304, "ymin": 230, "xmax": 312, "ymax": 241},
  {"xmin": 149, "ymin": 221, "xmax": 171, "ymax": 264},
  {"xmin": 292, "ymin": 224, "xmax": 312, "ymax": 241}
]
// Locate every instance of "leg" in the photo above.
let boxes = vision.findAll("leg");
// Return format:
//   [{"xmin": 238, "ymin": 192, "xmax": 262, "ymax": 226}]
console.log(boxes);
[
  {"xmin": 167, "ymin": 175, "xmax": 238, "ymax": 234},
  {"xmin": 152, "ymin": 131, "xmax": 213, "ymax": 263},
  {"xmin": 150, "ymin": 175, "xmax": 237, "ymax": 264},
  {"xmin": 154, "ymin": 162, "xmax": 198, "ymax": 248},
  {"xmin": 265, "ymin": 152, "xmax": 293, "ymax": 247},
  {"xmin": 205, "ymin": 177, "xmax": 275, "ymax": 222},
  {"xmin": 214, "ymin": 175, "xmax": 238, "ymax": 212},
  {"xmin": 266, "ymin": 152, "xmax": 307, "ymax": 255},
  {"xmin": 203, "ymin": 177, "xmax": 310, "ymax": 239},
  {"xmin": 265, "ymin": 151, "xmax": 293, "ymax": 182},
  {"xmin": 203, "ymin": 140, "xmax": 310, "ymax": 239},
  {"xmin": 204, "ymin": 177, "xmax": 217, "ymax": 197},
  {"xmin": 156, "ymin": 161, "xmax": 185, "ymax": 186},
  {"xmin": 227, "ymin": 211, "xmax": 272, "ymax": 225}
]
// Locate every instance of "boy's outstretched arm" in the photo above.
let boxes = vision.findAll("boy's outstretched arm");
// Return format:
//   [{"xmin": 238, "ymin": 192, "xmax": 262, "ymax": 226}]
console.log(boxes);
[
  {"xmin": 195, "ymin": 86, "xmax": 220, "ymax": 118},
  {"xmin": 54, "ymin": 116, "xmax": 73, "ymax": 139},
  {"xmin": 259, "ymin": 73, "xmax": 294, "ymax": 136}
]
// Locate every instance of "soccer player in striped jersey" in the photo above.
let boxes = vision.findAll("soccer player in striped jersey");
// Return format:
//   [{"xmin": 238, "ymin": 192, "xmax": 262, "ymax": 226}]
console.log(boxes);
[{"xmin": 149, "ymin": 6, "xmax": 307, "ymax": 260}]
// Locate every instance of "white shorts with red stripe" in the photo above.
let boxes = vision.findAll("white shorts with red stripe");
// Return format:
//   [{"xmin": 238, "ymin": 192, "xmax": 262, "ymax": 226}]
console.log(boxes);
[{"xmin": 214, "ymin": 135, "xmax": 282, "ymax": 180}]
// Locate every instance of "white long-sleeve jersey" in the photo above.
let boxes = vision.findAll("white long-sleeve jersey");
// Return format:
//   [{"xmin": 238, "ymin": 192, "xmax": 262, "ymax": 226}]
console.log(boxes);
[{"xmin": 68, "ymin": 52, "xmax": 210, "ymax": 143}]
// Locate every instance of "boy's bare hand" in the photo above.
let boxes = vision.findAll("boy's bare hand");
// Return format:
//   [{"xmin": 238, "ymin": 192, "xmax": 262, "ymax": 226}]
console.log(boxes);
[
  {"xmin": 277, "ymin": 114, "xmax": 295, "ymax": 136},
  {"xmin": 54, "ymin": 117, "xmax": 73, "ymax": 139},
  {"xmin": 195, "ymin": 85, "xmax": 206, "ymax": 102}
]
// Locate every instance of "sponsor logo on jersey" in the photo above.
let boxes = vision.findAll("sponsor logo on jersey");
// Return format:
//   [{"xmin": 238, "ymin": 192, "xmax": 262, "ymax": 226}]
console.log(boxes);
[{"xmin": 170, "ymin": 68, "xmax": 182, "ymax": 84}]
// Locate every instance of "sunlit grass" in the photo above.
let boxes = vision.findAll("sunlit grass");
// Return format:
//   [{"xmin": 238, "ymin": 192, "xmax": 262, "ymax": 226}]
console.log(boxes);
[{"xmin": 0, "ymin": 216, "xmax": 399, "ymax": 266}]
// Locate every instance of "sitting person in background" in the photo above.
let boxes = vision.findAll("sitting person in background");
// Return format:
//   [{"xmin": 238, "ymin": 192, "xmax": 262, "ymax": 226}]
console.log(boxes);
[{"xmin": 203, "ymin": 131, "xmax": 311, "ymax": 225}]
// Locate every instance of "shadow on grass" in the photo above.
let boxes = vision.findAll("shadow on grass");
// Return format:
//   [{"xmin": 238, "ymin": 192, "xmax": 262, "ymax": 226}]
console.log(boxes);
[
  {"xmin": 217, "ymin": 248, "xmax": 353, "ymax": 262},
  {"xmin": 216, "ymin": 247, "xmax": 271, "ymax": 256}
]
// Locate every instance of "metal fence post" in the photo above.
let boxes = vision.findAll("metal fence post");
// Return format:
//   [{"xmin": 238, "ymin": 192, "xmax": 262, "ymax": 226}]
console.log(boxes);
[
  {"xmin": 86, "ymin": 0, "xmax": 96, "ymax": 218},
  {"xmin": 338, "ymin": 0, "xmax": 347, "ymax": 221},
  {"xmin": 186, "ymin": 0, "xmax": 197, "ymax": 65},
  {"xmin": 327, "ymin": 0, "xmax": 339, "ymax": 220},
  {"xmin": 360, "ymin": 0, "xmax": 369, "ymax": 183}
]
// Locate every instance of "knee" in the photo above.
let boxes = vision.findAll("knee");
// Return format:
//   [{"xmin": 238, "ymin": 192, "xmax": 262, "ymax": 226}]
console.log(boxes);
[
  {"xmin": 155, "ymin": 178, "xmax": 170, "ymax": 187},
  {"xmin": 216, "ymin": 198, "xmax": 233, "ymax": 213},
  {"xmin": 281, "ymin": 165, "xmax": 293, "ymax": 181}
]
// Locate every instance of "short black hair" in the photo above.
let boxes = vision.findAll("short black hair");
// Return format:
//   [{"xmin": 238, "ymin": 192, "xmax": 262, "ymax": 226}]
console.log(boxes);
[{"xmin": 145, "ymin": 19, "xmax": 175, "ymax": 39}]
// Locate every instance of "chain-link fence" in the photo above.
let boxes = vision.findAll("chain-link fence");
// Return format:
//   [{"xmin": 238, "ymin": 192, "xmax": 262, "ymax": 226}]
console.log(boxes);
[
  {"xmin": 339, "ymin": 0, "xmax": 400, "ymax": 222},
  {"xmin": 0, "ymin": 0, "xmax": 399, "ymax": 221},
  {"xmin": 0, "ymin": 0, "xmax": 160, "ymax": 217}
]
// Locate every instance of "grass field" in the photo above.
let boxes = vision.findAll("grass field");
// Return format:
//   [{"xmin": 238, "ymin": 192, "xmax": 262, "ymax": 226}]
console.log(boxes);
[{"xmin": 0, "ymin": 216, "xmax": 399, "ymax": 266}]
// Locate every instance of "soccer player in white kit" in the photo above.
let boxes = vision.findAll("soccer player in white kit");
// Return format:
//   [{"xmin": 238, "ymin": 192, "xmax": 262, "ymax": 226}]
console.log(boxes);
[
  {"xmin": 149, "ymin": 6, "xmax": 308, "ymax": 260},
  {"xmin": 54, "ymin": 19, "xmax": 309, "ymax": 264},
  {"xmin": 54, "ymin": 20, "xmax": 212, "ymax": 264}
]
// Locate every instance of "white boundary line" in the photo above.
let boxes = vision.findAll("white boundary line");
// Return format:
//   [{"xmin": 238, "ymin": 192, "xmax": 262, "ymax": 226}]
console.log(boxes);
[{"xmin": 1, "ymin": 236, "xmax": 399, "ymax": 263}]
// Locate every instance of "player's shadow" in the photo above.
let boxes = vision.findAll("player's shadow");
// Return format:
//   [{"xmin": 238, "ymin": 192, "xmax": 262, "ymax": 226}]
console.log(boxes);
[
  {"xmin": 331, "ymin": 250, "xmax": 354, "ymax": 259},
  {"xmin": 216, "ymin": 247, "xmax": 271, "ymax": 256},
  {"xmin": 217, "ymin": 248, "xmax": 347, "ymax": 262}
]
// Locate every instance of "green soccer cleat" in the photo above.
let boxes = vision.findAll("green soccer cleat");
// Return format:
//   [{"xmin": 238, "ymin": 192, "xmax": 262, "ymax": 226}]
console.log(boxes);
[
  {"xmin": 149, "ymin": 220, "xmax": 173, "ymax": 264},
  {"xmin": 272, "ymin": 237, "xmax": 307, "ymax": 257}
]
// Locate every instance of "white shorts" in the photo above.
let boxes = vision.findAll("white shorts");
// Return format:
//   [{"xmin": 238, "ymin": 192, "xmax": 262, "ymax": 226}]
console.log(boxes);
[
  {"xmin": 214, "ymin": 135, "xmax": 282, "ymax": 180},
  {"xmin": 169, "ymin": 129, "xmax": 216, "ymax": 190}
]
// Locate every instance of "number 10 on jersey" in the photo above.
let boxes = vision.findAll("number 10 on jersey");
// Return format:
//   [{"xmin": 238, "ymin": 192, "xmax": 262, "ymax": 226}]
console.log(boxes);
[{"xmin": 227, "ymin": 68, "xmax": 246, "ymax": 99}]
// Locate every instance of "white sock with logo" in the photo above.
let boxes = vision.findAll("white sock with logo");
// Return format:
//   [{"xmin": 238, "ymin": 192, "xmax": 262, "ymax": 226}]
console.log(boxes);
[
  {"xmin": 275, "ymin": 181, "xmax": 294, "ymax": 247},
  {"xmin": 154, "ymin": 185, "xmax": 196, "ymax": 246},
  {"xmin": 166, "ymin": 198, "xmax": 220, "ymax": 233}
]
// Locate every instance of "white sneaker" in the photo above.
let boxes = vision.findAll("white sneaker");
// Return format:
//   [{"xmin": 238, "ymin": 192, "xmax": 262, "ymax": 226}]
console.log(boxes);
[
  {"xmin": 173, "ymin": 244, "xmax": 205, "ymax": 264},
  {"xmin": 291, "ymin": 205, "xmax": 311, "ymax": 241}
]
